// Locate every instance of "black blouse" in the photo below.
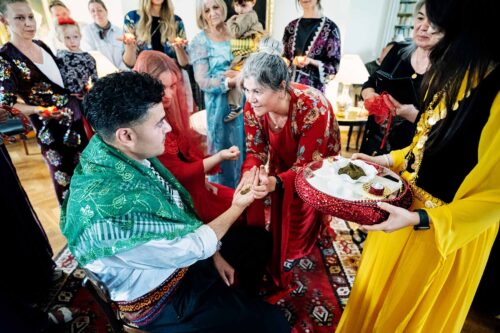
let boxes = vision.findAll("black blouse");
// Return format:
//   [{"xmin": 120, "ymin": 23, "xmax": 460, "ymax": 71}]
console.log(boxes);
[
  {"xmin": 151, "ymin": 16, "xmax": 163, "ymax": 52},
  {"xmin": 294, "ymin": 18, "xmax": 322, "ymax": 56},
  {"xmin": 360, "ymin": 42, "xmax": 423, "ymax": 155}
]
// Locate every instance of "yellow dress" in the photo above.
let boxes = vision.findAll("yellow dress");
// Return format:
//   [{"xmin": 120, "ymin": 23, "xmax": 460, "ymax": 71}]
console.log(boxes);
[{"xmin": 337, "ymin": 73, "xmax": 500, "ymax": 332}]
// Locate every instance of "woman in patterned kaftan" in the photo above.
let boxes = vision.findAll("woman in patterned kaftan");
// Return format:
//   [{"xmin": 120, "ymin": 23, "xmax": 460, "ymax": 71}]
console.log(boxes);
[
  {"xmin": 0, "ymin": 0, "xmax": 88, "ymax": 204},
  {"xmin": 282, "ymin": 0, "xmax": 341, "ymax": 92}
]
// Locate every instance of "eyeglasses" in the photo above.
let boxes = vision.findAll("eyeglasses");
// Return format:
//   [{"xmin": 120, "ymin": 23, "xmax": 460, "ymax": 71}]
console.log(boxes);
[{"xmin": 98, "ymin": 29, "xmax": 105, "ymax": 39}]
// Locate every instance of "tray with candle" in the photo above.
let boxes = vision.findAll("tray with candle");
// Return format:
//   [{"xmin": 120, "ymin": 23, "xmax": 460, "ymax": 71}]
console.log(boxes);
[{"xmin": 295, "ymin": 156, "xmax": 413, "ymax": 225}]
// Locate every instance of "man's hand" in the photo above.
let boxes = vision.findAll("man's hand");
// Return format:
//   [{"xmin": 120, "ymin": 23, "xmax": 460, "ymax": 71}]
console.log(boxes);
[{"xmin": 213, "ymin": 252, "xmax": 235, "ymax": 286}]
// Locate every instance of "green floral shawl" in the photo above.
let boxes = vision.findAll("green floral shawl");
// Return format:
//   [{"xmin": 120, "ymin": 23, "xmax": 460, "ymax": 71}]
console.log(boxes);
[{"xmin": 60, "ymin": 135, "xmax": 202, "ymax": 266}]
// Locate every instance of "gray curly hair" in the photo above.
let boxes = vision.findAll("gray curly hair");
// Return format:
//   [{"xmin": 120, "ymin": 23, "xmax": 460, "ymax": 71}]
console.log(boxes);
[{"xmin": 240, "ymin": 37, "xmax": 290, "ymax": 91}]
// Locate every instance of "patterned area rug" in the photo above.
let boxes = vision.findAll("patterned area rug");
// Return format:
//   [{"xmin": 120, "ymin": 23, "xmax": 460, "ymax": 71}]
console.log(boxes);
[
  {"xmin": 272, "ymin": 217, "xmax": 362, "ymax": 333},
  {"xmin": 44, "ymin": 218, "xmax": 362, "ymax": 333}
]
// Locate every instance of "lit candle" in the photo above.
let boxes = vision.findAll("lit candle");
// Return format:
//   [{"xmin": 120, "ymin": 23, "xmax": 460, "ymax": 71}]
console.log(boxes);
[
  {"xmin": 38, "ymin": 106, "xmax": 59, "ymax": 118},
  {"xmin": 123, "ymin": 32, "xmax": 135, "ymax": 42},
  {"xmin": 296, "ymin": 56, "xmax": 306, "ymax": 64},
  {"xmin": 85, "ymin": 77, "xmax": 93, "ymax": 92},
  {"xmin": 173, "ymin": 36, "xmax": 186, "ymax": 46}
]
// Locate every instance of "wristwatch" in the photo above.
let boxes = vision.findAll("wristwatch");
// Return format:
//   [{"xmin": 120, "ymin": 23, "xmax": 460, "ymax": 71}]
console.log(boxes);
[{"xmin": 413, "ymin": 209, "xmax": 430, "ymax": 230}]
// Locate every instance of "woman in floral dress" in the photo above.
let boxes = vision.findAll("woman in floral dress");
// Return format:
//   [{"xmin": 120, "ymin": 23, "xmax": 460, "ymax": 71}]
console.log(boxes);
[{"xmin": 240, "ymin": 37, "xmax": 341, "ymax": 287}]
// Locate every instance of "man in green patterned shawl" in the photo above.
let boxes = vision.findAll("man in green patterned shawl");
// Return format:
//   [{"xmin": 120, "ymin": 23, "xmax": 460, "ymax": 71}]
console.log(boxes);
[{"xmin": 60, "ymin": 72, "xmax": 290, "ymax": 332}]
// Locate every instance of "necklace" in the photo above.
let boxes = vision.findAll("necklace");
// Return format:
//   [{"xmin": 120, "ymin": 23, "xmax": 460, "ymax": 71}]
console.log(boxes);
[
  {"xmin": 269, "ymin": 113, "xmax": 288, "ymax": 129},
  {"xmin": 151, "ymin": 21, "xmax": 161, "ymax": 37}
]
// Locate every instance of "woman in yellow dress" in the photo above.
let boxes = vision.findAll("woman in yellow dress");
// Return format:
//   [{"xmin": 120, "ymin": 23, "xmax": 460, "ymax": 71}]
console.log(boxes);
[{"xmin": 337, "ymin": 0, "xmax": 500, "ymax": 331}]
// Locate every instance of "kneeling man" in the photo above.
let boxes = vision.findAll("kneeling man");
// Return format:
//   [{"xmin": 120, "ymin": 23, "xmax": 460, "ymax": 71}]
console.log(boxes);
[{"xmin": 61, "ymin": 72, "xmax": 290, "ymax": 333}]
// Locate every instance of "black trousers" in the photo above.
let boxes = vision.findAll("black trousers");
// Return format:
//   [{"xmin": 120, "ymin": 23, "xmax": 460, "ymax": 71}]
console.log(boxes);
[
  {"xmin": 142, "ymin": 226, "xmax": 291, "ymax": 333},
  {"xmin": 0, "ymin": 144, "xmax": 55, "ymax": 332}
]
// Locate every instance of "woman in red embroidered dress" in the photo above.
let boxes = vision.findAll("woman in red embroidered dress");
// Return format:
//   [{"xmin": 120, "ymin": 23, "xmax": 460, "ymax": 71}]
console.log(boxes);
[
  {"xmin": 133, "ymin": 50, "xmax": 240, "ymax": 222},
  {"xmin": 240, "ymin": 37, "xmax": 341, "ymax": 287}
]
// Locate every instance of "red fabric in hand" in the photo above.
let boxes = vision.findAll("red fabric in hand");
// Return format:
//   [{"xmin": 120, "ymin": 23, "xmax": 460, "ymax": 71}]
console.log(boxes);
[
  {"xmin": 364, "ymin": 92, "xmax": 395, "ymax": 150},
  {"xmin": 364, "ymin": 92, "xmax": 394, "ymax": 125}
]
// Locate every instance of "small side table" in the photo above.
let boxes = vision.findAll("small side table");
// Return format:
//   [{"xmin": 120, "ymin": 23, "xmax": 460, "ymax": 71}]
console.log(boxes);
[{"xmin": 337, "ymin": 116, "xmax": 368, "ymax": 151}]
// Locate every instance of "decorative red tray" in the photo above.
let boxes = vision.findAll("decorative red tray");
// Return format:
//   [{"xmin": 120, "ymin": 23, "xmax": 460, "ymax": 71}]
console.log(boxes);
[{"xmin": 295, "ymin": 158, "xmax": 413, "ymax": 225}]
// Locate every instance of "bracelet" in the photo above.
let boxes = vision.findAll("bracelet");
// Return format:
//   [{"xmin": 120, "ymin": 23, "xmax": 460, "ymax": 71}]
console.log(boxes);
[
  {"xmin": 413, "ymin": 209, "xmax": 430, "ymax": 230},
  {"xmin": 383, "ymin": 154, "xmax": 391, "ymax": 167}
]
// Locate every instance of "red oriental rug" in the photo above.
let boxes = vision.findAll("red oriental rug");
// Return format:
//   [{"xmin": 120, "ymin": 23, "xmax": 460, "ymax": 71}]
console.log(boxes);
[{"xmin": 44, "ymin": 218, "xmax": 362, "ymax": 333}]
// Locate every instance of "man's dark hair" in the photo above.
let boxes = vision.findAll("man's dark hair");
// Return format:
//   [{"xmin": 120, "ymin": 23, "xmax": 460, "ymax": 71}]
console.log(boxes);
[{"xmin": 83, "ymin": 71, "xmax": 164, "ymax": 140}]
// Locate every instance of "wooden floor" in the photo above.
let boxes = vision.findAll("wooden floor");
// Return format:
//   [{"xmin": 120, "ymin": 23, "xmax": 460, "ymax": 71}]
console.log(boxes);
[{"xmin": 5, "ymin": 130, "xmax": 498, "ymax": 332}]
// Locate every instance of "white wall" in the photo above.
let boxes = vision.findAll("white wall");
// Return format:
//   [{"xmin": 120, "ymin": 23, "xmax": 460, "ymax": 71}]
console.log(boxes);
[
  {"xmin": 65, "ymin": 0, "xmax": 393, "ymax": 63},
  {"xmin": 59, "ymin": 0, "xmax": 128, "ymax": 28}
]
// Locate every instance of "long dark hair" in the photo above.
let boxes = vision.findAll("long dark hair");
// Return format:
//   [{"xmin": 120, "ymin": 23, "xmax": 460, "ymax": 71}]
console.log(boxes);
[{"xmin": 422, "ymin": 0, "xmax": 499, "ymax": 149}]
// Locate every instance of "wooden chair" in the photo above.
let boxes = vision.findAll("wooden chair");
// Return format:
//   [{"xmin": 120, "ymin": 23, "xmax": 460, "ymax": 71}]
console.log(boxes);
[{"xmin": 82, "ymin": 268, "xmax": 149, "ymax": 333}]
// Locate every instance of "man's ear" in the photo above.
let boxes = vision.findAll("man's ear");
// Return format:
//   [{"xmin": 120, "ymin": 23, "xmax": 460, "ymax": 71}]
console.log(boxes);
[{"xmin": 115, "ymin": 127, "xmax": 135, "ymax": 148}]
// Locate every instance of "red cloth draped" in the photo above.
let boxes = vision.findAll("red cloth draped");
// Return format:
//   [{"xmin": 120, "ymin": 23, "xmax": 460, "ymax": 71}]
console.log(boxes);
[
  {"xmin": 134, "ymin": 51, "xmax": 205, "ymax": 162},
  {"xmin": 242, "ymin": 83, "xmax": 341, "ymax": 288},
  {"xmin": 158, "ymin": 134, "xmax": 233, "ymax": 222},
  {"xmin": 364, "ymin": 92, "xmax": 395, "ymax": 149}
]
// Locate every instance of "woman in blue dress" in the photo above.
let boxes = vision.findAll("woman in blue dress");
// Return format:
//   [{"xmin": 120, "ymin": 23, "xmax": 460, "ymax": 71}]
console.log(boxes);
[{"xmin": 188, "ymin": 0, "xmax": 246, "ymax": 188}]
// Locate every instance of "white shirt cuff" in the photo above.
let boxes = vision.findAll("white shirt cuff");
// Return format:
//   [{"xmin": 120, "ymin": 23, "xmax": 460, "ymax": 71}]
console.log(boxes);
[{"xmin": 194, "ymin": 224, "xmax": 219, "ymax": 258}]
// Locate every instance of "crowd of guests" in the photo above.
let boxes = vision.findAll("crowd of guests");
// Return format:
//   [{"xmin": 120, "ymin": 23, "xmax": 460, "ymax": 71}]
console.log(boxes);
[{"xmin": 0, "ymin": 0, "xmax": 498, "ymax": 332}]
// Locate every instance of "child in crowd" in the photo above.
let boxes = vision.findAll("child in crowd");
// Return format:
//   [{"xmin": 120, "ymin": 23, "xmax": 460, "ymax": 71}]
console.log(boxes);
[
  {"xmin": 55, "ymin": 18, "xmax": 98, "ymax": 98},
  {"xmin": 224, "ymin": 0, "xmax": 265, "ymax": 122}
]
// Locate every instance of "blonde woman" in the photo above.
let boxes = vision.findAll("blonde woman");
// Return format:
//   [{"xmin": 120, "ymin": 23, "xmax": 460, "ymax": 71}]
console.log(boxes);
[
  {"xmin": 122, "ymin": 0, "xmax": 188, "ymax": 68},
  {"xmin": 188, "ymin": 0, "xmax": 247, "ymax": 188}
]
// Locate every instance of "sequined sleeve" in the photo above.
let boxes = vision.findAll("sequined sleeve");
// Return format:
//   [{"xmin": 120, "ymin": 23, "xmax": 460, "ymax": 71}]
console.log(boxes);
[{"xmin": 0, "ymin": 55, "xmax": 18, "ymax": 108}]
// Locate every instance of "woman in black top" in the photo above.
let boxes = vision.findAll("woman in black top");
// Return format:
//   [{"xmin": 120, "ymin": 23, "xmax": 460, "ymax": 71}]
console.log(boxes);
[
  {"xmin": 360, "ymin": 0, "xmax": 442, "ymax": 155},
  {"xmin": 282, "ymin": 0, "xmax": 341, "ymax": 92}
]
